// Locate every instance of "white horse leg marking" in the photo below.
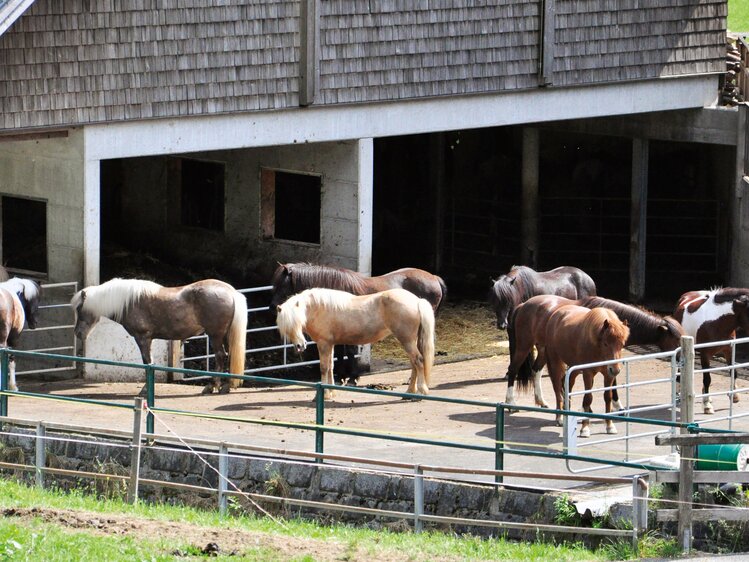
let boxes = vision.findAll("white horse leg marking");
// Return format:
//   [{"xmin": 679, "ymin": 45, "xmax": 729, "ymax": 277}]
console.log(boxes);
[
  {"xmin": 8, "ymin": 357, "xmax": 16, "ymax": 392},
  {"xmin": 532, "ymin": 370, "xmax": 549, "ymax": 408},
  {"xmin": 703, "ymin": 395, "xmax": 714, "ymax": 415},
  {"xmin": 579, "ymin": 421, "xmax": 590, "ymax": 438}
]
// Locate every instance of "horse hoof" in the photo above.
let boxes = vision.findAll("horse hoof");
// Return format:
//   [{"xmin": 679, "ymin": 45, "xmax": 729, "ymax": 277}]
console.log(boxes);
[
  {"xmin": 704, "ymin": 404, "xmax": 714, "ymax": 415},
  {"xmin": 201, "ymin": 385, "xmax": 216, "ymax": 395},
  {"xmin": 606, "ymin": 425, "xmax": 618, "ymax": 435},
  {"xmin": 218, "ymin": 386, "xmax": 231, "ymax": 395},
  {"xmin": 733, "ymin": 394, "xmax": 741, "ymax": 404},
  {"xmin": 535, "ymin": 401, "xmax": 550, "ymax": 409},
  {"xmin": 579, "ymin": 428, "xmax": 591, "ymax": 438},
  {"xmin": 556, "ymin": 418, "xmax": 563, "ymax": 427}
]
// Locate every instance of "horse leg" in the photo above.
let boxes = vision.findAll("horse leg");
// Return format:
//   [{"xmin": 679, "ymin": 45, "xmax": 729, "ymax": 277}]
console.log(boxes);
[
  {"xmin": 531, "ymin": 347, "xmax": 549, "ymax": 408},
  {"xmin": 317, "ymin": 343, "xmax": 336, "ymax": 400},
  {"xmin": 400, "ymin": 339, "xmax": 427, "ymax": 395},
  {"xmin": 611, "ymin": 379, "xmax": 623, "ymax": 411},
  {"xmin": 547, "ymin": 359, "xmax": 565, "ymax": 426},
  {"xmin": 8, "ymin": 354, "xmax": 16, "ymax": 392},
  {"xmin": 345, "ymin": 346, "xmax": 361, "ymax": 387},
  {"xmin": 579, "ymin": 371, "xmax": 594, "ymax": 438},
  {"xmin": 724, "ymin": 344, "xmax": 741, "ymax": 404},
  {"xmin": 135, "ymin": 338, "xmax": 154, "ymax": 398},
  {"xmin": 604, "ymin": 373, "xmax": 617, "ymax": 435},
  {"xmin": 215, "ymin": 342, "xmax": 236, "ymax": 394},
  {"xmin": 701, "ymin": 352, "xmax": 714, "ymax": 414}
]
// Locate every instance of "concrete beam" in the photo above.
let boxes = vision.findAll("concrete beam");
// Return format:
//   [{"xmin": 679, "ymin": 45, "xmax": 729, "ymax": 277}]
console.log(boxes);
[{"xmin": 83, "ymin": 75, "xmax": 719, "ymax": 160}]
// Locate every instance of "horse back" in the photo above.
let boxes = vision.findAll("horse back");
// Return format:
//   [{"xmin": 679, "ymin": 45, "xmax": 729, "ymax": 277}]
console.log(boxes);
[
  {"xmin": 545, "ymin": 305, "xmax": 621, "ymax": 365},
  {"xmin": 674, "ymin": 288, "xmax": 746, "ymax": 343},
  {"xmin": 376, "ymin": 268, "xmax": 445, "ymax": 311},
  {"xmin": 512, "ymin": 294, "xmax": 576, "ymax": 347}
]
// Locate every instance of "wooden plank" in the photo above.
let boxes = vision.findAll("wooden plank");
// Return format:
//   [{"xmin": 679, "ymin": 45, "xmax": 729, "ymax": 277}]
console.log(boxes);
[
  {"xmin": 653, "ymin": 470, "xmax": 749, "ymax": 484},
  {"xmin": 658, "ymin": 508, "xmax": 749, "ymax": 523},
  {"xmin": 299, "ymin": 0, "xmax": 319, "ymax": 106},
  {"xmin": 656, "ymin": 433, "xmax": 749, "ymax": 447},
  {"xmin": 539, "ymin": 0, "xmax": 555, "ymax": 85}
]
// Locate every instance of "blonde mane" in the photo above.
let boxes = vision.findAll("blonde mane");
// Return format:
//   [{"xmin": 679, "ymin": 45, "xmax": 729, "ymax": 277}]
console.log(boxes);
[
  {"xmin": 72, "ymin": 278, "xmax": 162, "ymax": 322},
  {"xmin": 276, "ymin": 288, "xmax": 354, "ymax": 336},
  {"xmin": 586, "ymin": 307, "xmax": 629, "ymax": 344}
]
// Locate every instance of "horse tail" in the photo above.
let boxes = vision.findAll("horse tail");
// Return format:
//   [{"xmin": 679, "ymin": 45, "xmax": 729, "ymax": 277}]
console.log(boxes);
[
  {"xmin": 509, "ymin": 306, "xmax": 535, "ymax": 392},
  {"xmin": 417, "ymin": 298, "xmax": 436, "ymax": 387},
  {"xmin": 227, "ymin": 291, "xmax": 248, "ymax": 382},
  {"xmin": 435, "ymin": 276, "xmax": 448, "ymax": 315}
]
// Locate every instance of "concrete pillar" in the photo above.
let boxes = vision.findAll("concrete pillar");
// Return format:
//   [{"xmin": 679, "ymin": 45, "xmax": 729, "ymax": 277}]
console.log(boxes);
[
  {"xmin": 521, "ymin": 128, "xmax": 539, "ymax": 267},
  {"xmin": 629, "ymin": 138, "xmax": 649, "ymax": 303},
  {"xmin": 731, "ymin": 105, "xmax": 749, "ymax": 286},
  {"xmin": 357, "ymin": 138, "xmax": 374, "ymax": 275},
  {"xmin": 83, "ymin": 158, "xmax": 100, "ymax": 287}
]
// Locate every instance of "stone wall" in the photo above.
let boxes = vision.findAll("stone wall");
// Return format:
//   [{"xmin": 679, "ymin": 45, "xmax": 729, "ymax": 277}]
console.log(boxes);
[{"xmin": 0, "ymin": 425, "xmax": 560, "ymax": 539}]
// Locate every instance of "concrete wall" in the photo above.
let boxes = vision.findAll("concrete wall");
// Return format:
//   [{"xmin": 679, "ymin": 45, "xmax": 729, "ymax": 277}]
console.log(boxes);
[
  {"xmin": 0, "ymin": 130, "xmax": 84, "ymax": 283},
  {"xmin": 105, "ymin": 139, "xmax": 373, "ymax": 283}
]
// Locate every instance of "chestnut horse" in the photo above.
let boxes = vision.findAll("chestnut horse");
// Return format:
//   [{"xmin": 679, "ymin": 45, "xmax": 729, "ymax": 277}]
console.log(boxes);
[
  {"xmin": 506, "ymin": 295, "xmax": 684, "ymax": 410},
  {"xmin": 488, "ymin": 265, "xmax": 596, "ymax": 330},
  {"xmin": 271, "ymin": 262, "xmax": 446, "ymax": 385},
  {"xmin": 71, "ymin": 278, "xmax": 248, "ymax": 394},
  {"xmin": 674, "ymin": 288, "xmax": 749, "ymax": 414},
  {"xmin": 276, "ymin": 288, "xmax": 435, "ymax": 400}
]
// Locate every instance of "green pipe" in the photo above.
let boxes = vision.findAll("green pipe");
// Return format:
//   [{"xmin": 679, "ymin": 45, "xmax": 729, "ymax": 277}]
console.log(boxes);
[
  {"xmin": 0, "ymin": 350, "xmax": 7, "ymax": 417},
  {"xmin": 315, "ymin": 384, "xmax": 324, "ymax": 463},
  {"xmin": 495, "ymin": 404, "xmax": 504, "ymax": 484},
  {"xmin": 146, "ymin": 365, "xmax": 155, "ymax": 435}
]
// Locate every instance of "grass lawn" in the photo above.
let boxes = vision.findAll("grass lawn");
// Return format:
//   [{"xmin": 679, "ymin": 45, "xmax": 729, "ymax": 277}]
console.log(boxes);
[
  {"xmin": 729, "ymin": 0, "xmax": 749, "ymax": 33},
  {"xmin": 0, "ymin": 478, "xmax": 685, "ymax": 561}
]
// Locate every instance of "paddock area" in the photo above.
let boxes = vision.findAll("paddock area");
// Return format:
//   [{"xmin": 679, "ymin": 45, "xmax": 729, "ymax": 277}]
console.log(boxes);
[{"xmin": 7, "ymin": 348, "xmax": 748, "ymax": 496}]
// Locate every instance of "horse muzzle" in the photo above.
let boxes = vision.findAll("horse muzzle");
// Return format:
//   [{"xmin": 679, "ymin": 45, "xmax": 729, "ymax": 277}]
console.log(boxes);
[
  {"xmin": 295, "ymin": 342, "xmax": 307, "ymax": 353},
  {"xmin": 607, "ymin": 364, "xmax": 621, "ymax": 377},
  {"xmin": 497, "ymin": 320, "xmax": 508, "ymax": 330}
]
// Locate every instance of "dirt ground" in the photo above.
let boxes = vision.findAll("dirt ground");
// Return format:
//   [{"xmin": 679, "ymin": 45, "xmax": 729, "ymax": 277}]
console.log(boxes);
[{"xmin": 0, "ymin": 506, "xmax": 460, "ymax": 561}]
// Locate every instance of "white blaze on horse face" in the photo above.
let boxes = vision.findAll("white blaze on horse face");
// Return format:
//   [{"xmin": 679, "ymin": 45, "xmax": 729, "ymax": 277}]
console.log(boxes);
[{"xmin": 680, "ymin": 291, "xmax": 733, "ymax": 339}]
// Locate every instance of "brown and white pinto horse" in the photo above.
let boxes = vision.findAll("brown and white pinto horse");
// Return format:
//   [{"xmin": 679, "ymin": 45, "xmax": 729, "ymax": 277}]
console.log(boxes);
[
  {"xmin": 0, "ymin": 287, "xmax": 26, "ymax": 391},
  {"xmin": 505, "ymin": 294, "xmax": 684, "ymax": 411},
  {"xmin": 674, "ymin": 288, "xmax": 749, "ymax": 414},
  {"xmin": 544, "ymin": 306, "xmax": 629, "ymax": 437}
]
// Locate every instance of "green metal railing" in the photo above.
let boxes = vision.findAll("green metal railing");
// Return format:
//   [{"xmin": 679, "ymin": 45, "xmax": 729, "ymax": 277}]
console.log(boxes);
[{"xmin": 0, "ymin": 347, "xmax": 706, "ymax": 482}]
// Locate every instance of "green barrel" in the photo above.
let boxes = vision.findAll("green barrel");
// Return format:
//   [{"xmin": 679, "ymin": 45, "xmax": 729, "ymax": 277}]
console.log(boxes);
[{"xmin": 696, "ymin": 444, "xmax": 749, "ymax": 471}]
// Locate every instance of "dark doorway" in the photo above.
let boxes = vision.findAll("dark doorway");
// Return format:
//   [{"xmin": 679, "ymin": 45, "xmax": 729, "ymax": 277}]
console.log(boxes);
[{"xmin": 1, "ymin": 195, "xmax": 47, "ymax": 275}]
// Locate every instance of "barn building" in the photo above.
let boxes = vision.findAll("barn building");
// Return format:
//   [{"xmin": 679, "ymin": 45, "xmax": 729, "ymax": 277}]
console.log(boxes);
[{"xmin": 0, "ymin": 0, "xmax": 743, "ymax": 369}]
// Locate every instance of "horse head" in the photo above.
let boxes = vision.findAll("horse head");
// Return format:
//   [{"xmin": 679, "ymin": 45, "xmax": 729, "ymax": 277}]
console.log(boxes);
[
  {"xmin": 20, "ymin": 280, "xmax": 42, "ymax": 329},
  {"xmin": 656, "ymin": 316, "xmax": 686, "ymax": 352},
  {"xmin": 269, "ymin": 263, "xmax": 294, "ymax": 309},
  {"xmin": 732, "ymin": 294, "xmax": 749, "ymax": 333},
  {"xmin": 275, "ymin": 296, "xmax": 307, "ymax": 353},
  {"xmin": 597, "ymin": 314, "xmax": 630, "ymax": 377},
  {"xmin": 70, "ymin": 289, "xmax": 101, "ymax": 339},
  {"xmin": 488, "ymin": 275, "xmax": 518, "ymax": 330}
]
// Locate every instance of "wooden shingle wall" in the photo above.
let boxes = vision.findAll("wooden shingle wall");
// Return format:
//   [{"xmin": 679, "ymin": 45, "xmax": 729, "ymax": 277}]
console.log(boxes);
[
  {"xmin": 0, "ymin": 0, "xmax": 727, "ymax": 131},
  {"xmin": 553, "ymin": 0, "xmax": 727, "ymax": 85}
]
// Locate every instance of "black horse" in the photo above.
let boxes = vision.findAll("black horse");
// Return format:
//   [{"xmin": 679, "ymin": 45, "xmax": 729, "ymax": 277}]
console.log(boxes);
[
  {"xmin": 488, "ymin": 265, "xmax": 596, "ymax": 330},
  {"xmin": 270, "ymin": 262, "xmax": 447, "ymax": 385}
]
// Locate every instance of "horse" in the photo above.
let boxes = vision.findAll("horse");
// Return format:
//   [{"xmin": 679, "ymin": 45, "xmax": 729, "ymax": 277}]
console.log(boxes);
[
  {"xmin": 488, "ymin": 265, "xmax": 596, "ymax": 330},
  {"xmin": 543, "ymin": 305, "xmax": 629, "ymax": 437},
  {"xmin": 275, "ymin": 287, "xmax": 435, "ymax": 401},
  {"xmin": 505, "ymin": 294, "xmax": 684, "ymax": 411},
  {"xmin": 0, "ymin": 287, "xmax": 27, "ymax": 391},
  {"xmin": 0, "ymin": 277, "xmax": 42, "ymax": 329},
  {"xmin": 673, "ymin": 288, "xmax": 749, "ymax": 414},
  {"xmin": 71, "ymin": 278, "xmax": 248, "ymax": 394},
  {"xmin": 270, "ymin": 262, "xmax": 447, "ymax": 385}
]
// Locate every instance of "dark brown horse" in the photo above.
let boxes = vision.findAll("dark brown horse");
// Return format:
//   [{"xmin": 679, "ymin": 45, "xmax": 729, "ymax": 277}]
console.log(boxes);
[
  {"xmin": 488, "ymin": 265, "xmax": 596, "ymax": 330},
  {"xmin": 270, "ymin": 263, "xmax": 447, "ymax": 385},
  {"xmin": 544, "ymin": 305, "xmax": 629, "ymax": 436},
  {"xmin": 506, "ymin": 294, "xmax": 684, "ymax": 411},
  {"xmin": 674, "ymin": 288, "xmax": 749, "ymax": 414},
  {"xmin": 72, "ymin": 278, "xmax": 248, "ymax": 394}
]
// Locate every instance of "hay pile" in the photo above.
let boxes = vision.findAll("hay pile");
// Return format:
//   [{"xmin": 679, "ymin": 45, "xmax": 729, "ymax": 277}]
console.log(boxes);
[{"xmin": 372, "ymin": 300, "xmax": 506, "ymax": 365}]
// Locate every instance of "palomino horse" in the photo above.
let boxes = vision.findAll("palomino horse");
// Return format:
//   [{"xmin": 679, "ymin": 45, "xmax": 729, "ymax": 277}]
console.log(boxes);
[
  {"xmin": 543, "ymin": 305, "xmax": 629, "ymax": 437},
  {"xmin": 271, "ymin": 262, "xmax": 446, "ymax": 385},
  {"xmin": 505, "ymin": 294, "xmax": 684, "ymax": 410},
  {"xmin": 276, "ymin": 287, "xmax": 435, "ymax": 400},
  {"xmin": 674, "ymin": 288, "xmax": 749, "ymax": 414},
  {"xmin": 0, "ymin": 287, "xmax": 28, "ymax": 391},
  {"xmin": 71, "ymin": 278, "xmax": 248, "ymax": 394},
  {"xmin": 488, "ymin": 265, "xmax": 596, "ymax": 330}
]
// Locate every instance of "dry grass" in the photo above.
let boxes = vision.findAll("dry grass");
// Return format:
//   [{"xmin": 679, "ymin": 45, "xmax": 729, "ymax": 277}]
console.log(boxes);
[{"xmin": 371, "ymin": 300, "xmax": 507, "ymax": 365}]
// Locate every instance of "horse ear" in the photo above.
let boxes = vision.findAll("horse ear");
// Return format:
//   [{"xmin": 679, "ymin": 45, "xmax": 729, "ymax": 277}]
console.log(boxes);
[
  {"xmin": 276, "ymin": 305, "xmax": 282, "ymax": 313},
  {"xmin": 509, "ymin": 277, "xmax": 516, "ymax": 285},
  {"xmin": 657, "ymin": 324, "xmax": 668, "ymax": 333},
  {"xmin": 600, "ymin": 319, "xmax": 610, "ymax": 334},
  {"xmin": 80, "ymin": 290, "xmax": 86, "ymax": 302}
]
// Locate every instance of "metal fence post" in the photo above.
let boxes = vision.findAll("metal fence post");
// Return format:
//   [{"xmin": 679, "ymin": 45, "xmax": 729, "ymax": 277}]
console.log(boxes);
[
  {"xmin": 678, "ymin": 335, "xmax": 695, "ymax": 553},
  {"xmin": 218, "ymin": 442, "xmax": 228, "ymax": 516},
  {"xmin": 127, "ymin": 397, "xmax": 144, "ymax": 505},
  {"xmin": 145, "ymin": 365, "xmax": 155, "ymax": 435},
  {"xmin": 495, "ymin": 404, "xmax": 505, "ymax": 484},
  {"xmin": 35, "ymin": 422, "xmax": 46, "ymax": 488},
  {"xmin": 315, "ymin": 384, "xmax": 324, "ymax": 462},
  {"xmin": 414, "ymin": 465, "xmax": 424, "ymax": 533},
  {"xmin": 0, "ymin": 349, "xmax": 8, "ymax": 418}
]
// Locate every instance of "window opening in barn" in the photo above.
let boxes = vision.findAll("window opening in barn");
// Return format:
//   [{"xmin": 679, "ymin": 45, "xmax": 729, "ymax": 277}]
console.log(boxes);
[
  {"xmin": 179, "ymin": 158, "xmax": 225, "ymax": 231},
  {"xmin": 1, "ymin": 196, "xmax": 47, "ymax": 275},
  {"xmin": 261, "ymin": 168, "xmax": 321, "ymax": 244}
]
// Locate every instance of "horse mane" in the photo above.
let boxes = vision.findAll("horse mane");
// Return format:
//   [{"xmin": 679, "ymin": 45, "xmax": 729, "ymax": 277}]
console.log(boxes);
[
  {"xmin": 713, "ymin": 287, "xmax": 749, "ymax": 304},
  {"xmin": 581, "ymin": 296, "xmax": 665, "ymax": 339},
  {"xmin": 490, "ymin": 266, "xmax": 534, "ymax": 307},
  {"xmin": 73, "ymin": 278, "xmax": 162, "ymax": 322},
  {"xmin": 277, "ymin": 288, "xmax": 354, "ymax": 336},
  {"xmin": 585, "ymin": 307, "xmax": 629, "ymax": 343},
  {"xmin": 274, "ymin": 263, "xmax": 370, "ymax": 295},
  {"xmin": 0, "ymin": 278, "xmax": 40, "ymax": 301}
]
